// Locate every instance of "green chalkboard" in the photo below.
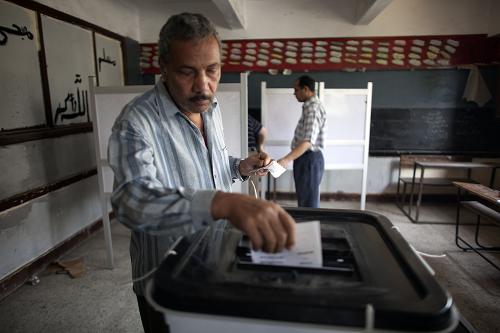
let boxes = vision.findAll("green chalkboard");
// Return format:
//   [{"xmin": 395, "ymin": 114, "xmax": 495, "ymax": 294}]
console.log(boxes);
[{"xmin": 370, "ymin": 107, "xmax": 500, "ymax": 154}]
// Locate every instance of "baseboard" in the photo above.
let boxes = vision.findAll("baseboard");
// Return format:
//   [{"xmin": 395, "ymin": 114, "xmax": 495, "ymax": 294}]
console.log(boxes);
[
  {"xmin": 267, "ymin": 192, "xmax": 457, "ymax": 203},
  {"xmin": 0, "ymin": 213, "xmax": 113, "ymax": 301}
]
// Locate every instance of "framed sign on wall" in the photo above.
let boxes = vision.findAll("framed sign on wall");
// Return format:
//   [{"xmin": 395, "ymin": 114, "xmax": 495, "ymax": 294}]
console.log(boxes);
[
  {"xmin": 0, "ymin": 0, "xmax": 44, "ymax": 130},
  {"xmin": 42, "ymin": 15, "xmax": 95, "ymax": 126}
]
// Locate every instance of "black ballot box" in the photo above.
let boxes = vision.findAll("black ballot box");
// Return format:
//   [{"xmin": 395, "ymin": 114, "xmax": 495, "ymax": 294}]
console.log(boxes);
[{"xmin": 147, "ymin": 208, "xmax": 460, "ymax": 333}]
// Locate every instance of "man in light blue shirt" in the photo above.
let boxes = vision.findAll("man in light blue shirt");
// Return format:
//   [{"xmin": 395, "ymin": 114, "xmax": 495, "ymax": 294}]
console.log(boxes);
[{"xmin": 108, "ymin": 13, "xmax": 295, "ymax": 333}]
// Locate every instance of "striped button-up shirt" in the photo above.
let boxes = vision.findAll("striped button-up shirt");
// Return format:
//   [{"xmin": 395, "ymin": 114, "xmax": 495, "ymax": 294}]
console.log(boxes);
[
  {"xmin": 291, "ymin": 96, "xmax": 327, "ymax": 152},
  {"xmin": 108, "ymin": 81, "xmax": 241, "ymax": 295}
]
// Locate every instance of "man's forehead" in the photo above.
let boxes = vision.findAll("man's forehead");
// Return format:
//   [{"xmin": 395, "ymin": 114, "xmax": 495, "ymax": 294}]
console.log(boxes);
[
  {"xmin": 166, "ymin": 37, "xmax": 221, "ymax": 68},
  {"xmin": 170, "ymin": 36, "xmax": 219, "ymax": 49}
]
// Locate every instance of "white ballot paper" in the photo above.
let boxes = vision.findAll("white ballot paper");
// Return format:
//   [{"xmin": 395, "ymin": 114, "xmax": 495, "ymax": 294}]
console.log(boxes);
[
  {"xmin": 251, "ymin": 220, "xmax": 323, "ymax": 268},
  {"xmin": 250, "ymin": 160, "xmax": 286, "ymax": 178},
  {"xmin": 266, "ymin": 160, "xmax": 286, "ymax": 178}
]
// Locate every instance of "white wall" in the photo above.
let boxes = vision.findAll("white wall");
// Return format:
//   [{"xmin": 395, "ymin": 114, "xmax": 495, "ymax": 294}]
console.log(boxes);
[
  {"xmin": 138, "ymin": 0, "xmax": 497, "ymax": 42},
  {"xmin": 1, "ymin": 135, "xmax": 96, "ymax": 200},
  {"xmin": 272, "ymin": 156, "xmax": 500, "ymax": 196},
  {"xmin": 488, "ymin": 0, "xmax": 500, "ymax": 36},
  {"xmin": 272, "ymin": 157, "xmax": 399, "ymax": 194},
  {"xmin": 0, "ymin": 178, "xmax": 101, "ymax": 279},
  {"xmin": 36, "ymin": 0, "xmax": 140, "ymax": 40},
  {"xmin": 0, "ymin": 0, "xmax": 138, "ymax": 282},
  {"xmin": 0, "ymin": 133, "xmax": 102, "ymax": 281}
]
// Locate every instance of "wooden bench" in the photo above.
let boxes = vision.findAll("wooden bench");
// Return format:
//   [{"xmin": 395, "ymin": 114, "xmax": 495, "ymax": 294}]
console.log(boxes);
[
  {"xmin": 396, "ymin": 154, "xmax": 477, "ymax": 223},
  {"xmin": 453, "ymin": 182, "xmax": 500, "ymax": 270}
]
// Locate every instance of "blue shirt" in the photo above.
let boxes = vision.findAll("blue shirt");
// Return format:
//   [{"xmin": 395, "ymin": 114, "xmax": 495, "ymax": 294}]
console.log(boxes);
[{"xmin": 108, "ymin": 81, "xmax": 242, "ymax": 295}]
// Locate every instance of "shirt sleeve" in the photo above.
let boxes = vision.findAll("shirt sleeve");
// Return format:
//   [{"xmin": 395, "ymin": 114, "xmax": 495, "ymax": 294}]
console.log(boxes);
[
  {"xmin": 298, "ymin": 103, "xmax": 322, "ymax": 144},
  {"xmin": 108, "ymin": 118, "xmax": 216, "ymax": 237}
]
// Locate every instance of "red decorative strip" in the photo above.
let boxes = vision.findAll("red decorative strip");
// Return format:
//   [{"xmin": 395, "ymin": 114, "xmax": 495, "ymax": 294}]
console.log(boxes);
[
  {"xmin": 140, "ymin": 34, "xmax": 490, "ymax": 74},
  {"xmin": 140, "ymin": 43, "xmax": 159, "ymax": 74}
]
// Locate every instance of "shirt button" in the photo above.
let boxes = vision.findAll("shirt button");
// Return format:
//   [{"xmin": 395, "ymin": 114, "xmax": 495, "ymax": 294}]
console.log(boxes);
[{"xmin": 214, "ymin": 174, "xmax": 217, "ymax": 179}]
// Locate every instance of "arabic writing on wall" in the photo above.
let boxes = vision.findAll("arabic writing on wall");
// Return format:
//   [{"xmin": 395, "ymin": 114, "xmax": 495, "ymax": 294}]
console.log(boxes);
[
  {"xmin": 0, "ymin": 23, "xmax": 33, "ymax": 46},
  {"xmin": 98, "ymin": 48, "xmax": 116, "ymax": 72},
  {"xmin": 54, "ymin": 74, "xmax": 90, "ymax": 124}
]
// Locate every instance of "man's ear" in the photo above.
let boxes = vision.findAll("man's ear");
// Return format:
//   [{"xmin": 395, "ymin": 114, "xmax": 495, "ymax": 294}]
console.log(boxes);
[{"xmin": 159, "ymin": 59, "xmax": 168, "ymax": 80}]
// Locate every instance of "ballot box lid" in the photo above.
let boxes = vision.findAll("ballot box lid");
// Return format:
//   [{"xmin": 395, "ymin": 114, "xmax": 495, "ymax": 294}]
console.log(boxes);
[{"xmin": 149, "ymin": 208, "xmax": 456, "ymax": 332}]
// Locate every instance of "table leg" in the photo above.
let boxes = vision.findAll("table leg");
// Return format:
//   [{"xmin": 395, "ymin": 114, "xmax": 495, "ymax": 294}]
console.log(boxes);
[
  {"xmin": 455, "ymin": 188, "xmax": 467, "ymax": 251},
  {"xmin": 408, "ymin": 164, "xmax": 418, "ymax": 217},
  {"xmin": 415, "ymin": 167, "xmax": 425, "ymax": 222},
  {"xmin": 474, "ymin": 216, "xmax": 500, "ymax": 251},
  {"xmin": 402, "ymin": 182, "xmax": 407, "ymax": 207},
  {"xmin": 396, "ymin": 178, "xmax": 402, "ymax": 206},
  {"xmin": 489, "ymin": 167, "xmax": 497, "ymax": 188}
]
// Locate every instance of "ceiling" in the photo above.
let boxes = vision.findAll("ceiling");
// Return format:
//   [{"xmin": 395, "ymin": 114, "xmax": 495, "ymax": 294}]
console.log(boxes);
[{"xmin": 128, "ymin": 0, "xmax": 394, "ymax": 29}]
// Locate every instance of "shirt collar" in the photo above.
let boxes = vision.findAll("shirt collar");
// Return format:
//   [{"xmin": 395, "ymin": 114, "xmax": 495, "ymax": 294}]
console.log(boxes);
[{"xmin": 303, "ymin": 95, "xmax": 318, "ymax": 106}]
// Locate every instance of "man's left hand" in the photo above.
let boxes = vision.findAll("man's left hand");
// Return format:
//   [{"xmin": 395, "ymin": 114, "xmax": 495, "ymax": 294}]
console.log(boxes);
[{"xmin": 240, "ymin": 152, "xmax": 271, "ymax": 177}]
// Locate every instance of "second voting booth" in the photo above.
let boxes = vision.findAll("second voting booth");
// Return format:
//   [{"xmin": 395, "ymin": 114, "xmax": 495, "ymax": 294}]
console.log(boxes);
[{"xmin": 261, "ymin": 82, "xmax": 373, "ymax": 209}]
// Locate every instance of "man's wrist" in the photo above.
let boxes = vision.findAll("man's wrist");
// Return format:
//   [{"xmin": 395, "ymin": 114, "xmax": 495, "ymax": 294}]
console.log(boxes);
[
  {"xmin": 211, "ymin": 191, "xmax": 229, "ymax": 220},
  {"xmin": 234, "ymin": 158, "xmax": 248, "ymax": 181}
]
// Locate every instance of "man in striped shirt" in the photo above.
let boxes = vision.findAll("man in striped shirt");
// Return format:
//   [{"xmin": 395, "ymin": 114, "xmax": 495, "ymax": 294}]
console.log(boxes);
[
  {"xmin": 278, "ymin": 75, "xmax": 327, "ymax": 208},
  {"xmin": 248, "ymin": 114, "xmax": 267, "ymax": 154},
  {"xmin": 108, "ymin": 13, "xmax": 295, "ymax": 333}
]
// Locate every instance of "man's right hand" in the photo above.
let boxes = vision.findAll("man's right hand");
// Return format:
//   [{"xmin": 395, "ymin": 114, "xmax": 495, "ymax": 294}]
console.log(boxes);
[{"xmin": 211, "ymin": 192, "xmax": 296, "ymax": 253}]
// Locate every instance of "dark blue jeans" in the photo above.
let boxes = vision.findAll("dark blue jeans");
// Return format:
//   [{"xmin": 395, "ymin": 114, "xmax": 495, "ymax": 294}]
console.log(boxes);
[{"xmin": 293, "ymin": 150, "xmax": 324, "ymax": 208}]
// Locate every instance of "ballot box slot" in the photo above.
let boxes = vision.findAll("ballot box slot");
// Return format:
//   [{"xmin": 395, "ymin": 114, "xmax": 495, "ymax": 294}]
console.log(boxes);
[{"xmin": 235, "ymin": 235, "xmax": 357, "ymax": 275}]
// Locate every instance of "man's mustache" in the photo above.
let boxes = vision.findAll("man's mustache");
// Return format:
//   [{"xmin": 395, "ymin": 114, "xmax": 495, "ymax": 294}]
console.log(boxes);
[{"xmin": 189, "ymin": 94, "xmax": 212, "ymax": 102}]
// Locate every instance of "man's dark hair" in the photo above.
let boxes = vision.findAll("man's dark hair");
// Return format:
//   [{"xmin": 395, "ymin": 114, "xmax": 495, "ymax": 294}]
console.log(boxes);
[
  {"xmin": 296, "ymin": 75, "xmax": 316, "ymax": 92},
  {"xmin": 159, "ymin": 12, "xmax": 221, "ymax": 64}
]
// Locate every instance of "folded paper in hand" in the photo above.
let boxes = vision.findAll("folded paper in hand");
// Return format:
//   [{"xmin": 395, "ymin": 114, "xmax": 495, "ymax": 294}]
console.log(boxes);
[
  {"xmin": 267, "ymin": 160, "xmax": 286, "ymax": 178},
  {"xmin": 251, "ymin": 160, "xmax": 286, "ymax": 178},
  {"xmin": 251, "ymin": 220, "xmax": 323, "ymax": 268}
]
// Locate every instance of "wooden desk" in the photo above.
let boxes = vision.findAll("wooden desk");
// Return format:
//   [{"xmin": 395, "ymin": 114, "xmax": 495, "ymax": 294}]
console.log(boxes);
[
  {"xmin": 408, "ymin": 161, "xmax": 500, "ymax": 223},
  {"xmin": 453, "ymin": 181, "xmax": 500, "ymax": 270}
]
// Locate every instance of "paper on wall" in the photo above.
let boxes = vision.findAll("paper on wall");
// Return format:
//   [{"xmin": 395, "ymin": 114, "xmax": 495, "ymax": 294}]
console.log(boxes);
[{"xmin": 251, "ymin": 220, "xmax": 323, "ymax": 268}]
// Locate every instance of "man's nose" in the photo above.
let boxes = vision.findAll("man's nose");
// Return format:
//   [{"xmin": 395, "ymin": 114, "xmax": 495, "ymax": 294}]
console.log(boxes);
[{"xmin": 193, "ymin": 72, "xmax": 209, "ymax": 92}]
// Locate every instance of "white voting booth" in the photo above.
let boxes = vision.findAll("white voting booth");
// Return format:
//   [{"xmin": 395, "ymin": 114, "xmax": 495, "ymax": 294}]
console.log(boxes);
[
  {"xmin": 89, "ymin": 83, "xmax": 150, "ymax": 268},
  {"xmin": 89, "ymin": 74, "xmax": 248, "ymax": 268},
  {"xmin": 261, "ymin": 81, "xmax": 373, "ymax": 209}
]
